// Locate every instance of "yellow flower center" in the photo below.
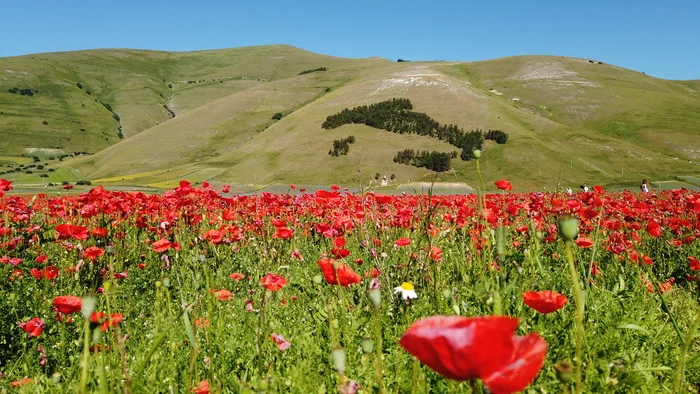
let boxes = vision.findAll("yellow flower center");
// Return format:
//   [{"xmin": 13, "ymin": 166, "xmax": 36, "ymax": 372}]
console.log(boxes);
[{"xmin": 400, "ymin": 282, "xmax": 414, "ymax": 291}]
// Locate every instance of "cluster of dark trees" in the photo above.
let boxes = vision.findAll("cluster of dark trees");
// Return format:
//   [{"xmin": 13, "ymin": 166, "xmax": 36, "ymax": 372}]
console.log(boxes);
[
  {"xmin": 298, "ymin": 67, "xmax": 327, "ymax": 75},
  {"xmin": 484, "ymin": 129, "xmax": 508, "ymax": 144},
  {"xmin": 322, "ymin": 98, "xmax": 497, "ymax": 161},
  {"xmin": 8, "ymin": 87, "xmax": 36, "ymax": 96},
  {"xmin": 393, "ymin": 149, "xmax": 455, "ymax": 172},
  {"xmin": 329, "ymin": 135, "xmax": 355, "ymax": 156}
]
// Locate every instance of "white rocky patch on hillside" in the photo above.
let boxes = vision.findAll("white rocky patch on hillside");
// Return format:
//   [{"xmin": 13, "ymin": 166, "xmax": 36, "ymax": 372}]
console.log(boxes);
[
  {"xmin": 363, "ymin": 66, "xmax": 486, "ymax": 102},
  {"xmin": 511, "ymin": 61, "xmax": 600, "ymax": 87}
]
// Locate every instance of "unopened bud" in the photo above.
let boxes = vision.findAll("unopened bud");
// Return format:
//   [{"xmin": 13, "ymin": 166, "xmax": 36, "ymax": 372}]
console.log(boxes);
[
  {"xmin": 557, "ymin": 216, "xmax": 579, "ymax": 241},
  {"xmin": 360, "ymin": 337, "xmax": 374, "ymax": 353},
  {"xmin": 555, "ymin": 361, "xmax": 573, "ymax": 383},
  {"xmin": 368, "ymin": 289, "xmax": 381, "ymax": 309},
  {"xmin": 312, "ymin": 275, "xmax": 323, "ymax": 284},
  {"xmin": 81, "ymin": 296, "xmax": 97, "ymax": 319},
  {"xmin": 473, "ymin": 150, "xmax": 481, "ymax": 159},
  {"xmin": 332, "ymin": 347, "xmax": 346, "ymax": 375}
]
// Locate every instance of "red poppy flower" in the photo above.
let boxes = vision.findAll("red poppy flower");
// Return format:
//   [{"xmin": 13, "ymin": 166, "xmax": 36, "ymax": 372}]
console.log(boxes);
[
  {"xmin": 192, "ymin": 380, "xmax": 210, "ymax": 394},
  {"xmin": 395, "ymin": 238, "xmax": 411, "ymax": 247},
  {"xmin": 646, "ymin": 220, "xmax": 662, "ymax": 237},
  {"xmin": 495, "ymin": 180, "xmax": 513, "ymax": 191},
  {"xmin": 30, "ymin": 268, "xmax": 43, "ymax": 280},
  {"xmin": 399, "ymin": 316, "xmax": 546, "ymax": 393},
  {"xmin": 330, "ymin": 247, "xmax": 350, "ymax": 258},
  {"xmin": 274, "ymin": 227, "xmax": 294, "ymax": 239},
  {"xmin": 53, "ymin": 295, "xmax": 82, "ymax": 314},
  {"xmin": 574, "ymin": 237, "xmax": 594, "ymax": 248},
  {"xmin": 689, "ymin": 256, "xmax": 700, "ymax": 271},
  {"xmin": 152, "ymin": 238, "xmax": 172, "ymax": 253},
  {"xmin": 317, "ymin": 259, "xmax": 361, "ymax": 287},
  {"xmin": 35, "ymin": 254, "xmax": 48, "ymax": 264},
  {"xmin": 11, "ymin": 377, "xmax": 32, "ymax": 387},
  {"xmin": 210, "ymin": 289, "xmax": 232, "ymax": 301},
  {"xmin": 522, "ymin": 290, "xmax": 568, "ymax": 314},
  {"xmin": 222, "ymin": 185, "xmax": 230, "ymax": 193},
  {"xmin": 19, "ymin": 317, "xmax": 45, "ymax": 338},
  {"xmin": 83, "ymin": 246, "xmax": 104, "ymax": 261},
  {"xmin": 229, "ymin": 272, "xmax": 245, "ymax": 281},
  {"xmin": 260, "ymin": 273, "xmax": 288, "ymax": 291},
  {"xmin": 0, "ymin": 178, "xmax": 13, "ymax": 191},
  {"xmin": 55, "ymin": 224, "xmax": 89, "ymax": 240}
]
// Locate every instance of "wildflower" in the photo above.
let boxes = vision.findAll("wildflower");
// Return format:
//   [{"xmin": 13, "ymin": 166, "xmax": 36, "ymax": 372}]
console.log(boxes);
[
  {"xmin": 192, "ymin": 379, "xmax": 210, "ymax": 394},
  {"xmin": 211, "ymin": 289, "xmax": 232, "ymax": 301},
  {"xmin": 394, "ymin": 238, "xmax": 411, "ymax": 247},
  {"xmin": 574, "ymin": 237, "xmax": 594, "ymax": 248},
  {"xmin": 152, "ymin": 238, "xmax": 172, "ymax": 253},
  {"xmin": 495, "ymin": 180, "xmax": 513, "ymax": 191},
  {"xmin": 317, "ymin": 259, "xmax": 361, "ymax": 287},
  {"xmin": 229, "ymin": 272, "xmax": 245, "ymax": 281},
  {"xmin": 523, "ymin": 290, "xmax": 568, "ymax": 314},
  {"xmin": 274, "ymin": 227, "xmax": 293, "ymax": 239},
  {"xmin": 260, "ymin": 273, "xmax": 288, "ymax": 291},
  {"xmin": 53, "ymin": 295, "xmax": 82, "ymax": 314},
  {"xmin": 688, "ymin": 256, "xmax": 700, "ymax": 271},
  {"xmin": 399, "ymin": 316, "xmax": 546, "ymax": 393},
  {"xmin": 646, "ymin": 220, "xmax": 662, "ymax": 237},
  {"xmin": 394, "ymin": 282, "xmax": 418, "ymax": 300},
  {"xmin": 270, "ymin": 333, "xmax": 291, "ymax": 350},
  {"xmin": 19, "ymin": 317, "xmax": 45, "ymax": 338}
]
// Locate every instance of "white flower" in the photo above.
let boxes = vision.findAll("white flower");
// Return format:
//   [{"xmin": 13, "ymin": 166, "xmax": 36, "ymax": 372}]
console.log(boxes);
[{"xmin": 394, "ymin": 282, "xmax": 418, "ymax": 300}]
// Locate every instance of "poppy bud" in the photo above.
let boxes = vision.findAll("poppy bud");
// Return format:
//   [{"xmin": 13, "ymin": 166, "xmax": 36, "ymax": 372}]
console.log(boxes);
[
  {"xmin": 360, "ymin": 337, "xmax": 374, "ymax": 353},
  {"xmin": 368, "ymin": 289, "xmax": 381, "ymax": 309},
  {"xmin": 441, "ymin": 288, "xmax": 452, "ymax": 299},
  {"xmin": 81, "ymin": 296, "xmax": 97, "ymax": 319},
  {"xmin": 557, "ymin": 216, "xmax": 579, "ymax": 241},
  {"xmin": 331, "ymin": 319, "xmax": 339, "ymax": 329},
  {"xmin": 473, "ymin": 149, "xmax": 481, "ymax": 159},
  {"xmin": 555, "ymin": 361, "xmax": 573, "ymax": 383},
  {"xmin": 332, "ymin": 347, "xmax": 346, "ymax": 375},
  {"xmin": 452, "ymin": 303, "xmax": 460, "ymax": 315},
  {"xmin": 312, "ymin": 275, "xmax": 323, "ymax": 284}
]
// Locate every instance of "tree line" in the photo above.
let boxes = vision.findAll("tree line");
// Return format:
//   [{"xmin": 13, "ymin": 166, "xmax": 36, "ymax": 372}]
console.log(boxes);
[
  {"xmin": 393, "ymin": 149, "xmax": 456, "ymax": 172},
  {"xmin": 299, "ymin": 67, "xmax": 328, "ymax": 75},
  {"xmin": 321, "ymin": 98, "xmax": 505, "ymax": 161}
]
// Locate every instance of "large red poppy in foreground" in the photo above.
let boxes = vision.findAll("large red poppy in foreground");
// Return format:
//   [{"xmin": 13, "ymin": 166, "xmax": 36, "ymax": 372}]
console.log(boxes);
[{"xmin": 399, "ymin": 316, "xmax": 546, "ymax": 393}]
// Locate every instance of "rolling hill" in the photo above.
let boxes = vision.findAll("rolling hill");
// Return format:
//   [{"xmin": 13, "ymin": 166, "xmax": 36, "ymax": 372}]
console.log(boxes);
[{"xmin": 1, "ymin": 46, "xmax": 698, "ymax": 191}]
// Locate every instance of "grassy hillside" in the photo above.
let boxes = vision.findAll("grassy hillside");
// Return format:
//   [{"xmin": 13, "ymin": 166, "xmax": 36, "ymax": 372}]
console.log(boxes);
[
  {"xmin": 1, "ymin": 48, "xmax": 698, "ymax": 191},
  {"xmin": 0, "ymin": 45, "xmax": 365, "ymax": 158}
]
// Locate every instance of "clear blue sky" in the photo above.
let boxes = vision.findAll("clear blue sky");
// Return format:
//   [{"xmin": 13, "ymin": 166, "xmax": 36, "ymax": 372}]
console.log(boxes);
[{"xmin": 1, "ymin": 0, "xmax": 698, "ymax": 80}]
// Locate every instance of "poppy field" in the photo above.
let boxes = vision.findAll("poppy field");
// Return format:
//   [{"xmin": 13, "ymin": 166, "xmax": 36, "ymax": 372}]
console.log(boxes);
[{"xmin": 0, "ymin": 177, "xmax": 699, "ymax": 393}]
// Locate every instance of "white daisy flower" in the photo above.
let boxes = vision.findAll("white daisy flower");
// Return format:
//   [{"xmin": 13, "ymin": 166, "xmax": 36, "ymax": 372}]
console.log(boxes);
[{"xmin": 394, "ymin": 282, "xmax": 418, "ymax": 300}]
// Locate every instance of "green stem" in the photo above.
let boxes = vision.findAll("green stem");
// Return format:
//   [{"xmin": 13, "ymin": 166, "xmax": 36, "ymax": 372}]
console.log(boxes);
[
  {"xmin": 79, "ymin": 317, "xmax": 91, "ymax": 393},
  {"xmin": 475, "ymin": 158, "xmax": 486, "ymax": 195},
  {"xmin": 256, "ymin": 290, "xmax": 269, "ymax": 375},
  {"xmin": 672, "ymin": 313, "xmax": 700, "ymax": 393},
  {"xmin": 410, "ymin": 357, "xmax": 419, "ymax": 394},
  {"xmin": 564, "ymin": 241, "xmax": 584, "ymax": 394},
  {"xmin": 373, "ymin": 308, "xmax": 384, "ymax": 394}
]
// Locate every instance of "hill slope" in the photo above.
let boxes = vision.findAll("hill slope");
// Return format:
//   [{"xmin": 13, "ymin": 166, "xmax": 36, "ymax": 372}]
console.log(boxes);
[
  {"xmin": 0, "ymin": 45, "xmax": 367, "ymax": 157},
  {"xmin": 1, "ymin": 48, "xmax": 698, "ymax": 190}
]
